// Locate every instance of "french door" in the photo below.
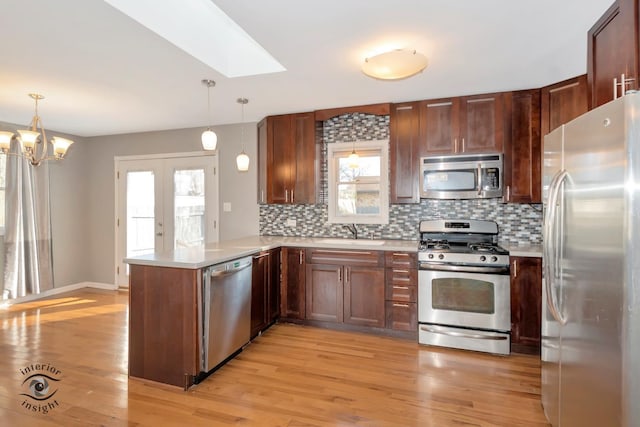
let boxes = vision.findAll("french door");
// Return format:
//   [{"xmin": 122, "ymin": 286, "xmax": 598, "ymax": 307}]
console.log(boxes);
[{"xmin": 115, "ymin": 154, "xmax": 218, "ymax": 287}]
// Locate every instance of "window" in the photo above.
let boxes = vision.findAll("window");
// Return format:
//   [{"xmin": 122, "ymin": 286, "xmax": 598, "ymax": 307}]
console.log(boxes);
[{"xmin": 327, "ymin": 139, "xmax": 389, "ymax": 224}]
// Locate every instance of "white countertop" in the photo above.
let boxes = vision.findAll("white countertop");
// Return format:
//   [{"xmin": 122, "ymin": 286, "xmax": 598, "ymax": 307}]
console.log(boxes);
[
  {"xmin": 503, "ymin": 243, "xmax": 542, "ymax": 258},
  {"xmin": 125, "ymin": 235, "xmax": 419, "ymax": 269}
]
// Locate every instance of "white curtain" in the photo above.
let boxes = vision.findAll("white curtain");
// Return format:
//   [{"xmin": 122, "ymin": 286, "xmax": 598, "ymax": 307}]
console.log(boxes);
[{"xmin": 2, "ymin": 142, "xmax": 54, "ymax": 300}]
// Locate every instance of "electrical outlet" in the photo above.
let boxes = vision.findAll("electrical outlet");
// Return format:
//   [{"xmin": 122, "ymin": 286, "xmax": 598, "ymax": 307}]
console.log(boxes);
[{"xmin": 286, "ymin": 218, "xmax": 297, "ymax": 227}]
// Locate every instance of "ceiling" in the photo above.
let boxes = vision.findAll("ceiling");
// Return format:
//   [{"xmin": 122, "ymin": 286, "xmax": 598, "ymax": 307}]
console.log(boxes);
[{"xmin": 0, "ymin": 0, "xmax": 614, "ymax": 137}]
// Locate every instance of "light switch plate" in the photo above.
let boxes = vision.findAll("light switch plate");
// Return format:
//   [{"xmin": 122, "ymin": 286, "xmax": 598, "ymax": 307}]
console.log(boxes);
[{"xmin": 223, "ymin": 202, "xmax": 232, "ymax": 212}]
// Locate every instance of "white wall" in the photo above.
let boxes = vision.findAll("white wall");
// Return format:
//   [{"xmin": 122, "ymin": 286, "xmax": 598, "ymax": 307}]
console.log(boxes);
[{"xmin": 85, "ymin": 123, "xmax": 259, "ymax": 284}]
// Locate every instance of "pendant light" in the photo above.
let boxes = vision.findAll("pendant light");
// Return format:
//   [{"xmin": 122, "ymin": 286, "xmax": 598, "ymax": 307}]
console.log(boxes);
[
  {"xmin": 348, "ymin": 140, "xmax": 359, "ymax": 169},
  {"xmin": 235, "ymin": 97, "xmax": 250, "ymax": 172},
  {"xmin": 201, "ymin": 79, "xmax": 217, "ymax": 151}
]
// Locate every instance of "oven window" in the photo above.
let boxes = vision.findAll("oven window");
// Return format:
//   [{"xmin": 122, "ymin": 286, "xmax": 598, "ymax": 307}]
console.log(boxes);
[
  {"xmin": 423, "ymin": 170, "xmax": 476, "ymax": 191},
  {"xmin": 431, "ymin": 278, "xmax": 495, "ymax": 314}
]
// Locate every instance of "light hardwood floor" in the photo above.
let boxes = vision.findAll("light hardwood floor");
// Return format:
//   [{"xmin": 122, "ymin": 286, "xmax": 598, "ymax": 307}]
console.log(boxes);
[{"xmin": 0, "ymin": 289, "xmax": 550, "ymax": 426}]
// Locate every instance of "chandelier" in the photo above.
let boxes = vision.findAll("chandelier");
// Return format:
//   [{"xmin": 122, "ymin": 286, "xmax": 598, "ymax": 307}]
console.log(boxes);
[{"xmin": 0, "ymin": 93, "xmax": 74, "ymax": 166}]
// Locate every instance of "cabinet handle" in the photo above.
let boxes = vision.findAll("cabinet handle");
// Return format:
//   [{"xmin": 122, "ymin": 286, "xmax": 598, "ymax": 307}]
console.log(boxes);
[
  {"xmin": 393, "ymin": 269, "xmax": 409, "ymax": 274},
  {"xmin": 338, "ymin": 268, "xmax": 342, "ymax": 282},
  {"xmin": 454, "ymin": 138, "xmax": 458, "ymax": 152},
  {"xmin": 614, "ymin": 76, "xmax": 619, "ymax": 100},
  {"xmin": 393, "ymin": 286, "xmax": 410, "ymax": 290},
  {"xmin": 291, "ymin": 189, "xmax": 294, "ymax": 203},
  {"xmin": 314, "ymin": 249, "xmax": 373, "ymax": 255},
  {"xmin": 513, "ymin": 259, "xmax": 517, "ymax": 278},
  {"xmin": 477, "ymin": 163, "xmax": 482, "ymax": 196},
  {"xmin": 506, "ymin": 185, "xmax": 510, "ymax": 201},
  {"xmin": 285, "ymin": 189, "xmax": 289, "ymax": 203},
  {"xmin": 461, "ymin": 138, "xmax": 465, "ymax": 152},
  {"xmin": 392, "ymin": 253, "xmax": 409, "ymax": 257},
  {"xmin": 260, "ymin": 189, "xmax": 264, "ymax": 203},
  {"xmin": 393, "ymin": 303, "xmax": 410, "ymax": 308},
  {"xmin": 299, "ymin": 250, "xmax": 304, "ymax": 265},
  {"xmin": 253, "ymin": 253, "xmax": 269, "ymax": 260}
]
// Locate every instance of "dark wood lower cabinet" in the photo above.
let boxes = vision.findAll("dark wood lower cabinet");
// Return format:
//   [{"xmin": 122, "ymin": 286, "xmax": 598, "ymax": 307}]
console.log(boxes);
[
  {"xmin": 510, "ymin": 256, "xmax": 543, "ymax": 354},
  {"xmin": 344, "ymin": 266, "xmax": 385, "ymax": 327},
  {"xmin": 129, "ymin": 264, "xmax": 200, "ymax": 388},
  {"xmin": 385, "ymin": 252, "xmax": 418, "ymax": 334},
  {"xmin": 306, "ymin": 264, "xmax": 343, "ymax": 322},
  {"xmin": 251, "ymin": 248, "xmax": 281, "ymax": 338},
  {"xmin": 281, "ymin": 247, "xmax": 306, "ymax": 320}
]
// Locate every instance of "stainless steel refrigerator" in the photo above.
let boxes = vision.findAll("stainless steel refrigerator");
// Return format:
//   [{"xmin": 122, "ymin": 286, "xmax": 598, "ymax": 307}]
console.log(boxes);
[{"xmin": 542, "ymin": 93, "xmax": 640, "ymax": 426}]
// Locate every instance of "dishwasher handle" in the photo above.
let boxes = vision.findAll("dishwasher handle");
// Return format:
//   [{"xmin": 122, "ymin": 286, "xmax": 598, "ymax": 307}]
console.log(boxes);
[{"xmin": 209, "ymin": 260, "xmax": 252, "ymax": 278}]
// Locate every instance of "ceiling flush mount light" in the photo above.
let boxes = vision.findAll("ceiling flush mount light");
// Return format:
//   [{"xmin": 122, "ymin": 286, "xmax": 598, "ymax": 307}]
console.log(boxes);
[
  {"xmin": 236, "ymin": 98, "xmax": 250, "ymax": 172},
  {"xmin": 362, "ymin": 48, "xmax": 428, "ymax": 81},
  {"xmin": 201, "ymin": 79, "xmax": 217, "ymax": 151},
  {"xmin": 0, "ymin": 93, "xmax": 74, "ymax": 166}
]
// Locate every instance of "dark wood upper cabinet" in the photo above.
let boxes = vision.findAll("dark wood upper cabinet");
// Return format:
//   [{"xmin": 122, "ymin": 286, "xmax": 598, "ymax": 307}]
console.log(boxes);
[
  {"xmin": 419, "ymin": 93, "xmax": 504, "ymax": 156},
  {"xmin": 261, "ymin": 112, "xmax": 317, "ymax": 204},
  {"xmin": 459, "ymin": 93, "xmax": 505, "ymax": 153},
  {"xmin": 390, "ymin": 102, "xmax": 421, "ymax": 204},
  {"xmin": 588, "ymin": 0, "xmax": 638, "ymax": 109},
  {"xmin": 541, "ymin": 75, "xmax": 589, "ymax": 136},
  {"xmin": 504, "ymin": 90, "xmax": 541, "ymax": 204},
  {"xmin": 419, "ymin": 98, "xmax": 458, "ymax": 155}
]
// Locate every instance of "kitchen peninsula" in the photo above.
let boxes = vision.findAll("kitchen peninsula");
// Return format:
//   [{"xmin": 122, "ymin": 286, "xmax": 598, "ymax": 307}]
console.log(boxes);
[{"xmin": 125, "ymin": 236, "xmax": 417, "ymax": 388}]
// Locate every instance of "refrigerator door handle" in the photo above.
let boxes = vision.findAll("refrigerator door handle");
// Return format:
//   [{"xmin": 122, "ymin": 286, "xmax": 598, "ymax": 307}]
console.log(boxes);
[{"xmin": 544, "ymin": 169, "xmax": 568, "ymax": 325}]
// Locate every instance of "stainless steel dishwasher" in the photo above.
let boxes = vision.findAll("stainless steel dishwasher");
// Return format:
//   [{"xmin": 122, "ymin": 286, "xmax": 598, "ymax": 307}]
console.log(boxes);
[{"xmin": 201, "ymin": 256, "xmax": 252, "ymax": 373}]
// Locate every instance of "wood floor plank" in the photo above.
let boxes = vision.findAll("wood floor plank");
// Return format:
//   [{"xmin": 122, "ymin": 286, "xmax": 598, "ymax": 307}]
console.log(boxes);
[{"xmin": 0, "ymin": 289, "xmax": 550, "ymax": 426}]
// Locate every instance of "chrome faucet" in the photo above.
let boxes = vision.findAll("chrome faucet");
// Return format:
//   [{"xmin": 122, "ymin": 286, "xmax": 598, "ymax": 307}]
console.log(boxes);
[{"xmin": 343, "ymin": 223, "xmax": 358, "ymax": 239}]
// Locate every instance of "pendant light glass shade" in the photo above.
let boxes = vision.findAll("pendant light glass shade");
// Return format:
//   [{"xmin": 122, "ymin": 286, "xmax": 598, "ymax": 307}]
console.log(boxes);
[
  {"xmin": 236, "ymin": 151, "xmax": 250, "ymax": 171},
  {"xmin": 201, "ymin": 79, "xmax": 218, "ymax": 151},
  {"xmin": 0, "ymin": 131, "xmax": 14, "ymax": 152},
  {"xmin": 348, "ymin": 150, "xmax": 360, "ymax": 169},
  {"xmin": 236, "ymin": 97, "xmax": 250, "ymax": 172},
  {"xmin": 201, "ymin": 129, "xmax": 217, "ymax": 150}
]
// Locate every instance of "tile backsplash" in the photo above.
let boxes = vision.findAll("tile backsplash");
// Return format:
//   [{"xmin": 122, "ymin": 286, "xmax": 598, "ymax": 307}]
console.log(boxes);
[
  {"xmin": 259, "ymin": 200, "xmax": 542, "ymax": 244},
  {"xmin": 259, "ymin": 111, "xmax": 542, "ymax": 245}
]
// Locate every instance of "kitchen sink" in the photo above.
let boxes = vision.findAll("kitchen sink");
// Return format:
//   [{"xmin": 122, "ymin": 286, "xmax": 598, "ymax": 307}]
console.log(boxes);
[{"xmin": 316, "ymin": 238, "xmax": 386, "ymax": 246}]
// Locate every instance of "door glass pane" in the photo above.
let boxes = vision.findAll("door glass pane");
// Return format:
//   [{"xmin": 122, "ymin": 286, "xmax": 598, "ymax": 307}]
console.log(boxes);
[
  {"xmin": 174, "ymin": 168, "xmax": 205, "ymax": 248},
  {"xmin": 432, "ymin": 278, "xmax": 495, "ymax": 314},
  {"xmin": 126, "ymin": 171, "xmax": 156, "ymax": 258}
]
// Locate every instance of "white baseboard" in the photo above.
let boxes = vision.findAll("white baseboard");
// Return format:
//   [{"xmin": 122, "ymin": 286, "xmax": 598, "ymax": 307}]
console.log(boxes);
[{"xmin": 1, "ymin": 281, "xmax": 118, "ymax": 306}]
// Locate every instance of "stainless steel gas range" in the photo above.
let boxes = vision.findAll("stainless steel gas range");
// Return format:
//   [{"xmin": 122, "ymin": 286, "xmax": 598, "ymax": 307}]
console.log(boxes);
[{"xmin": 417, "ymin": 219, "xmax": 511, "ymax": 355}]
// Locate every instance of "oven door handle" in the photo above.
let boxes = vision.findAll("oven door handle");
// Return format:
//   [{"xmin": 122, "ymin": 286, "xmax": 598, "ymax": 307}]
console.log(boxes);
[
  {"xmin": 420, "ymin": 326, "xmax": 508, "ymax": 341},
  {"xmin": 419, "ymin": 262, "xmax": 509, "ymax": 275}
]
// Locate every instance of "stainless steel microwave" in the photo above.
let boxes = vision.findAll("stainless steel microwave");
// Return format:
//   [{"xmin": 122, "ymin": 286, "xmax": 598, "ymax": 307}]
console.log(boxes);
[{"xmin": 419, "ymin": 153, "xmax": 503, "ymax": 199}]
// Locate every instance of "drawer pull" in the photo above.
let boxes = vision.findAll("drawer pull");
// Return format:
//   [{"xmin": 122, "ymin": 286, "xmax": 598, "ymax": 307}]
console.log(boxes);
[
  {"xmin": 393, "ymin": 253, "xmax": 409, "ymax": 257},
  {"xmin": 393, "ymin": 303, "xmax": 410, "ymax": 308},
  {"xmin": 393, "ymin": 269, "xmax": 409, "ymax": 274},
  {"xmin": 314, "ymin": 249, "xmax": 372, "ymax": 255},
  {"xmin": 393, "ymin": 286, "xmax": 410, "ymax": 290}
]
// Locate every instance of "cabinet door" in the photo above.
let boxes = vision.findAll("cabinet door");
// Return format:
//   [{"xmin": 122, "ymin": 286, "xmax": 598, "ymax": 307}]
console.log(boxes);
[
  {"xmin": 281, "ymin": 247, "xmax": 305, "ymax": 319},
  {"xmin": 343, "ymin": 266, "xmax": 385, "ymax": 327},
  {"xmin": 267, "ymin": 115, "xmax": 293, "ymax": 204},
  {"xmin": 510, "ymin": 256, "xmax": 542, "ymax": 354},
  {"xmin": 419, "ymin": 98, "xmax": 458, "ymax": 155},
  {"xmin": 257, "ymin": 118, "xmax": 268, "ymax": 204},
  {"xmin": 459, "ymin": 93, "xmax": 504, "ymax": 153},
  {"xmin": 505, "ymin": 90, "xmax": 541, "ymax": 204},
  {"xmin": 251, "ymin": 252, "xmax": 269, "ymax": 338},
  {"xmin": 541, "ymin": 75, "xmax": 588, "ymax": 136},
  {"xmin": 587, "ymin": 0, "xmax": 637, "ymax": 109},
  {"xmin": 305, "ymin": 264, "xmax": 343, "ymax": 323},
  {"xmin": 390, "ymin": 102, "xmax": 420, "ymax": 203},
  {"xmin": 267, "ymin": 248, "xmax": 281, "ymax": 323},
  {"xmin": 291, "ymin": 112, "xmax": 317, "ymax": 204}
]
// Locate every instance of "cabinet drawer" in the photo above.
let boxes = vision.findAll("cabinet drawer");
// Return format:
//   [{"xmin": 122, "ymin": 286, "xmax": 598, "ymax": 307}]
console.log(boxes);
[
  {"xmin": 385, "ymin": 282, "xmax": 417, "ymax": 303},
  {"xmin": 307, "ymin": 249, "xmax": 383, "ymax": 267},
  {"xmin": 385, "ymin": 301, "xmax": 417, "ymax": 331},
  {"xmin": 384, "ymin": 251, "xmax": 417, "ymax": 269}
]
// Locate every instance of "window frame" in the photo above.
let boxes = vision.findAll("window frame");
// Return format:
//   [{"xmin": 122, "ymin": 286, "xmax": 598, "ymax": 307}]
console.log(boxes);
[{"xmin": 327, "ymin": 139, "xmax": 389, "ymax": 225}]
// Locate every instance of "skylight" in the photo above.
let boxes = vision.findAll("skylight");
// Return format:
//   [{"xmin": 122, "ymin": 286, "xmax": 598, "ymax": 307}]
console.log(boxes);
[{"xmin": 103, "ymin": 0, "xmax": 286, "ymax": 78}]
